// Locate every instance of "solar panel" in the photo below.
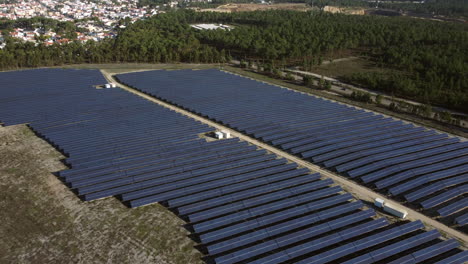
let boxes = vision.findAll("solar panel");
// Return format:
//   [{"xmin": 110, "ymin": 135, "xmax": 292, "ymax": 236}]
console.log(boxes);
[
  {"xmin": 214, "ymin": 210, "xmax": 377, "ymax": 264},
  {"xmin": 402, "ymin": 174, "xmax": 468, "ymax": 201},
  {"xmin": 254, "ymin": 218, "xmax": 389, "ymax": 264},
  {"xmin": 175, "ymin": 169, "xmax": 314, "ymax": 215},
  {"xmin": 434, "ymin": 251, "xmax": 468, "ymax": 264},
  {"xmin": 388, "ymin": 238, "xmax": 460, "ymax": 264},
  {"xmin": 198, "ymin": 195, "xmax": 356, "ymax": 244},
  {"xmin": 455, "ymin": 213, "xmax": 468, "ymax": 226},
  {"xmin": 186, "ymin": 180, "xmax": 337, "ymax": 223},
  {"xmin": 341, "ymin": 229, "xmax": 440, "ymax": 264},
  {"xmin": 205, "ymin": 200, "xmax": 361, "ymax": 254},
  {"xmin": 438, "ymin": 197, "xmax": 468, "ymax": 217},
  {"xmin": 192, "ymin": 185, "xmax": 341, "ymax": 234},
  {"xmin": 420, "ymin": 185, "xmax": 468, "ymax": 208},
  {"xmin": 391, "ymin": 167, "xmax": 468, "ymax": 196}
]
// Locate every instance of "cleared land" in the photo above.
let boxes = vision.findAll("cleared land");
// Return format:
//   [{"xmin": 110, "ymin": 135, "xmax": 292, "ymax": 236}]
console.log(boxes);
[
  {"xmin": 309, "ymin": 57, "xmax": 386, "ymax": 79},
  {"xmin": 0, "ymin": 125, "xmax": 202, "ymax": 264}
]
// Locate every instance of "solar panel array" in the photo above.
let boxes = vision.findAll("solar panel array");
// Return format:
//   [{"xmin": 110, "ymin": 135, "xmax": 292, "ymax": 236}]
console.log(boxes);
[
  {"xmin": 116, "ymin": 69, "xmax": 468, "ymax": 230},
  {"xmin": 0, "ymin": 69, "xmax": 466, "ymax": 263}
]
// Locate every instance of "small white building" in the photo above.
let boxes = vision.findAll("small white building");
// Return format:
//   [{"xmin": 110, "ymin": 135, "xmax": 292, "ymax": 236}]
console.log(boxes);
[
  {"xmin": 214, "ymin": 131, "xmax": 224, "ymax": 139},
  {"xmin": 190, "ymin": 24, "xmax": 233, "ymax": 31},
  {"xmin": 221, "ymin": 130, "xmax": 231, "ymax": 139},
  {"xmin": 374, "ymin": 198, "xmax": 385, "ymax": 208}
]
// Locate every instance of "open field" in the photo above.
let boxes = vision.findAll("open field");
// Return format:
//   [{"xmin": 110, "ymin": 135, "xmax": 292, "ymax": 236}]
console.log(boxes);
[
  {"xmin": 0, "ymin": 125, "xmax": 202, "ymax": 264},
  {"xmin": 309, "ymin": 57, "xmax": 387, "ymax": 79}
]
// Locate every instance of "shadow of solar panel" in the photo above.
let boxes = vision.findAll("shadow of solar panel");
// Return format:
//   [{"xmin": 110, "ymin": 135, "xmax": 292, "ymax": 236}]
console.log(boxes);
[
  {"xmin": 438, "ymin": 197, "xmax": 468, "ymax": 217},
  {"xmin": 433, "ymin": 250, "xmax": 468, "ymax": 264},
  {"xmin": 455, "ymin": 213, "xmax": 468, "ymax": 226}
]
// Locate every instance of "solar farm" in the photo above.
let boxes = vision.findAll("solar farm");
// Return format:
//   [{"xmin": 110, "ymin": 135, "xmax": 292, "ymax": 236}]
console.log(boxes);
[
  {"xmin": 116, "ymin": 69, "xmax": 468, "ymax": 229},
  {"xmin": 0, "ymin": 68, "xmax": 467, "ymax": 263}
]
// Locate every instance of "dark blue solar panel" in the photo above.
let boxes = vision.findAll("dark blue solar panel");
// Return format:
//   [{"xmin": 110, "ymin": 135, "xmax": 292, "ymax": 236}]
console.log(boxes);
[
  {"xmin": 348, "ymin": 142, "xmax": 468, "ymax": 179},
  {"xmin": 438, "ymin": 197, "xmax": 468, "ymax": 217},
  {"xmin": 391, "ymin": 167, "xmax": 468, "ymax": 196},
  {"xmin": 214, "ymin": 210, "xmax": 378, "ymax": 264},
  {"xmin": 341, "ymin": 229, "xmax": 440, "ymax": 264},
  {"xmin": 252, "ymin": 218, "xmax": 389, "ymax": 264},
  {"xmin": 175, "ymin": 169, "xmax": 315, "ymax": 215},
  {"xmin": 296, "ymin": 220, "xmax": 425, "ymax": 264},
  {"xmin": 455, "ymin": 213, "xmax": 468, "ymax": 226},
  {"xmin": 199, "ymin": 195, "xmax": 356, "ymax": 245},
  {"xmin": 185, "ymin": 179, "xmax": 336, "ymax": 223},
  {"xmin": 374, "ymin": 156, "xmax": 468, "ymax": 189},
  {"xmin": 76, "ymin": 151, "xmax": 277, "ymax": 195},
  {"xmin": 336, "ymin": 137, "xmax": 458, "ymax": 174},
  {"xmin": 191, "ymin": 185, "xmax": 341, "ymax": 234},
  {"xmin": 402, "ymin": 174, "xmax": 468, "ymax": 201},
  {"xmin": 434, "ymin": 251, "xmax": 468, "ymax": 264},
  {"xmin": 420, "ymin": 185, "xmax": 468, "ymax": 209},
  {"xmin": 388, "ymin": 238, "xmax": 460, "ymax": 264},
  {"xmin": 169, "ymin": 165, "xmax": 304, "ymax": 209}
]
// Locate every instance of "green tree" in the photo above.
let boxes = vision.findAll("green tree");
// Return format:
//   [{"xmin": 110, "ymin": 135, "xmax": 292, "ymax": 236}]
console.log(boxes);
[{"xmin": 303, "ymin": 75, "xmax": 314, "ymax": 88}]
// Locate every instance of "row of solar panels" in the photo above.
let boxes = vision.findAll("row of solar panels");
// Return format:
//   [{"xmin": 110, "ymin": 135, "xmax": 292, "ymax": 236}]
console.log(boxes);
[
  {"xmin": 0, "ymin": 69, "xmax": 466, "ymax": 264},
  {"xmin": 115, "ymin": 69, "xmax": 468, "ymax": 230}
]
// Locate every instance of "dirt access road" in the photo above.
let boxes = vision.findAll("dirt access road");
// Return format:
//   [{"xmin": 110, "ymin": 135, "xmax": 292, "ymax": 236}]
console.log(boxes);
[{"xmin": 102, "ymin": 69, "xmax": 468, "ymax": 247}]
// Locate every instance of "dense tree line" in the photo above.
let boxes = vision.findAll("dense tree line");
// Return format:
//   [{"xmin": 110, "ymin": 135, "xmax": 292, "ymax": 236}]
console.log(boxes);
[
  {"xmin": 0, "ymin": 10, "xmax": 466, "ymax": 112},
  {"xmin": 138, "ymin": 0, "xmax": 171, "ymax": 7},
  {"xmin": 0, "ymin": 17, "xmax": 79, "ymax": 33},
  {"xmin": 0, "ymin": 17, "xmax": 82, "ymax": 39},
  {"xmin": 0, "ymin": 12, "xmax": 225, "ymax": 69},
  {"xmin": 112, "ymin": 13, "xmax": 226, "ymax": 62}
]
